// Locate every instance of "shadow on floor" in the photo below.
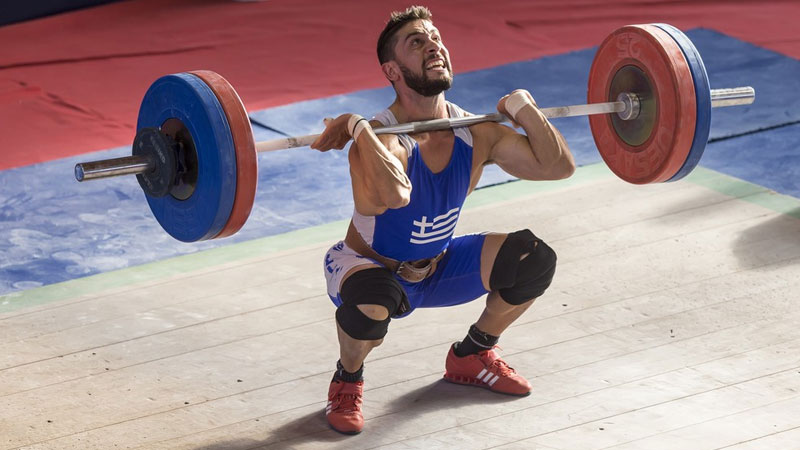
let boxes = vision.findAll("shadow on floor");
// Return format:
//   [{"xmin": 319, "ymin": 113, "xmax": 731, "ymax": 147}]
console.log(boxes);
[
  {"xmin": 385, "ymin": 378, "xmax": 526, "ymax": 412},
  {"xmin": 731, "ymin": 207, "xmax": 800, "ymax": 270},
  {"xmin": 193, "ymin": 378, "xmax": 529, "ymax": 449}
]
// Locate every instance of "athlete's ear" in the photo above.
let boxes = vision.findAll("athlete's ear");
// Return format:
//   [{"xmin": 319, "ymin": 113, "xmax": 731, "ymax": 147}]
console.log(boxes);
[{"xmin": 382, "ymin": 61, "xmax": 400, "ymax": 83}]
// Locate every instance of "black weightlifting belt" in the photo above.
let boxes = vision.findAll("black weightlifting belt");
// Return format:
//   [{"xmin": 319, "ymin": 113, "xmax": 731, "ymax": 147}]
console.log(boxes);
[{"xmin": 345, "ymin": 222, "xmax": 445, "ymax": 283}]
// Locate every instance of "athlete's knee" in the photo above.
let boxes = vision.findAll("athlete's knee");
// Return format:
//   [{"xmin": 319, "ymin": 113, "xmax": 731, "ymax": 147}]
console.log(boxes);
[
  {"xmin": 489, "ymin": 229, "xmax": 557, "ymax": 305},
  {"xmin": 335, "ymin": 268, "xmax": 408, "ymax": 341},
  {"xmin": 336, "ymin": 304, "xmax": 390, "ymax": 341},
  {"xmin": 356, "ymin": 304, "xmax": 389, "ymax": 321}
]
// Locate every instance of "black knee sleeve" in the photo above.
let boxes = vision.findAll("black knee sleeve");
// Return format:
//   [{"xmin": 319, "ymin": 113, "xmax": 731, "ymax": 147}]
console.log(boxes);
[
  {"xmin": 335, "ymin": 268, "xmax": 408, "ymax": 341},
  {"xmin": 335, "ymin": 304, "xmax": 391, "ymax": 341},
  {"xmin": 489, "ymin": 229, "xmax": 557, "ymax": 305}
]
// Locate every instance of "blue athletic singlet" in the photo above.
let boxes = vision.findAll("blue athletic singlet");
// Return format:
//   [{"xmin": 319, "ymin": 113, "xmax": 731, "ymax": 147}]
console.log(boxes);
[
  {"xmin": 324, "ymin": 102, "xmax": 490, "ymax": 314},
  {"xmin": 352, "ymin": 103, "xmax": 475, "ymax": 261}
]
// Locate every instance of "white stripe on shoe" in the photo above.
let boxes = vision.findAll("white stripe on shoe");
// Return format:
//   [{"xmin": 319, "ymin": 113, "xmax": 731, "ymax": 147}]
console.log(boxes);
[
  {"xmin": 477, "ymin": 368, "xmax": 487, "ymax": 380},
  {"xmin": 482, "ymin": 372, "xmax": 494, "ymax": 383},
  {"xmin": 488, "ymin": 374, "xmax": 500, "ymax": 386}
]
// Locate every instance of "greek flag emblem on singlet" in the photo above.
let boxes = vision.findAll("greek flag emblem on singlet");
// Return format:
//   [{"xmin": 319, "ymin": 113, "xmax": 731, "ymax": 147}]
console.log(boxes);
[{"xmin": 409, "ymin": 207, "xmax": 460, "ymax": 244}]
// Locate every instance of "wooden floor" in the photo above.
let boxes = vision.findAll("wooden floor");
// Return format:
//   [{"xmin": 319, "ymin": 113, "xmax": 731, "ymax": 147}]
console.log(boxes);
[{"xmin": 3, "ymin": 169, "xmax": 800, "ymax": 450}]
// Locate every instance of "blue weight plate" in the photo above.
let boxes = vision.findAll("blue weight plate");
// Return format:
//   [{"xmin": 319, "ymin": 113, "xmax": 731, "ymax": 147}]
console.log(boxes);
[
  {"xmin": 655, "ymin": 23, "xmax": 712, "ymax": 182},
  {"xmin": 137, "ymin": 73, "xmax": 237, "ymax": 242}
]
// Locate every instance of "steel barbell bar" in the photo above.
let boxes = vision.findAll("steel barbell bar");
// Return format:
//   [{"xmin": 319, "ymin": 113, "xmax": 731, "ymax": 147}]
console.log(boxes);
[{"xmin": 73, "ymin": 86, "xmax": 754, "ymax": 182}]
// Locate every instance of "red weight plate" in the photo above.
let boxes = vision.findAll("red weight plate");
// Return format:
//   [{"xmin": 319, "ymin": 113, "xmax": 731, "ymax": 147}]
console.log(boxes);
[
  {"xmin": 587, "ymin": 24, "xmax": 697, "ymax": 184},
  {"xmin": 189, "ymin": 70, "xmax": 258, "ymax": 238}
]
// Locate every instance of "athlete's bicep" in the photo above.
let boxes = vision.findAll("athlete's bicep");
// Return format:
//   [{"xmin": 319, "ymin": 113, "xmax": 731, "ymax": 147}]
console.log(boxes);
[
  {"xmin": 348, "ymin": 142, "xmax": 384, "ymax": 216},
  {"xmin": 481, "ymin": 122, "xmax": 560, "ymax": 180},
  {"xmin": 348, "ymin": 131, "xmax": 408, "ymax": 216}
]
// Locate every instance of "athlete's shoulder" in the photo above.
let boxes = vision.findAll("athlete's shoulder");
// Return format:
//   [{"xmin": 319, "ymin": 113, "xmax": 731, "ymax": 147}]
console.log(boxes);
[
  {"xmin": 371, "ymin": 108, "xmax": 397, "ymax": 127},
  {"xmin": 446, "ymin": 101, "xmax": 473, "ymax": 119}
]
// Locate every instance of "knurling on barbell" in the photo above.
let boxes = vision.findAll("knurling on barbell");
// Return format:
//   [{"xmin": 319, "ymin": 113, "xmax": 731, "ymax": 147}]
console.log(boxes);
[{"xmin": 73, "ymin": 23, "xmax": 755, "ymax": 243}]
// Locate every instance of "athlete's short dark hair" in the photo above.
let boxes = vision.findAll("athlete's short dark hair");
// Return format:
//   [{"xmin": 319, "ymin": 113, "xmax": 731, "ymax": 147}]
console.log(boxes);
[{"xmin": 376, "ymin": 6, "xmax": 433, "ymax": 64}]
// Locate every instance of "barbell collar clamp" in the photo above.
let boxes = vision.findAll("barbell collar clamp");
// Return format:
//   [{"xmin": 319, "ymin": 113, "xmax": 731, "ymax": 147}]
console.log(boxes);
[{"xmin": 616, "ymin": 92, "xmax": 641, "ymax": 121}]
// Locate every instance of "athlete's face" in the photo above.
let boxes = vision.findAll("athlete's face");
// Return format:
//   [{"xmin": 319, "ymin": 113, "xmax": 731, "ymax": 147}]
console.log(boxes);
[{"xmin": 393, "ymin": 20, "xmax": 453, "ymax": 96}]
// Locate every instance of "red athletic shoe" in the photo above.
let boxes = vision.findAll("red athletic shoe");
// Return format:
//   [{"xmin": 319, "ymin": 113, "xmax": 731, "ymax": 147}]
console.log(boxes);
[
  {"xmin": 443, "ymin": 344, "xmax": 532, "ymax": 396},
  {"xmin": 326, "ymin": 379, "xmax": 364, "ymax": 435}
]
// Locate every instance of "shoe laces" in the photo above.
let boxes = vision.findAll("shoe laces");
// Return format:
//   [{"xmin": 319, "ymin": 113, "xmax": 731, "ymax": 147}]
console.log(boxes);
[
  {"xmin": 488, "ymin": 357, "xmax": 516, "ymax": 377},
  {"xmin": 332, "ymin": 382, "xmax": 362, "ymax": 413},
  {"xmin": 481, "ymin": 346, "xmax": 516, "ymax": 377}
]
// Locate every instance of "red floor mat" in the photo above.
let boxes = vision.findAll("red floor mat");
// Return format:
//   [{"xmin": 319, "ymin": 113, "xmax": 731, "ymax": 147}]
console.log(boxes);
[{"xmin": 1, "ymin": 0, "xmax": 798, "ymax": 170}]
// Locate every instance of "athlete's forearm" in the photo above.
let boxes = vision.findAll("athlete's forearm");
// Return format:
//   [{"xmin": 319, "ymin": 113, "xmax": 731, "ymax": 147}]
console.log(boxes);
[{"xmin": 515, "ymin": 105, "xmax": 573, "ymax": 173}]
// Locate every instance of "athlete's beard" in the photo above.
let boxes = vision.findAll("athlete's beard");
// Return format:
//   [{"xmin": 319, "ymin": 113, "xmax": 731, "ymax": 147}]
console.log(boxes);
[{"xmin": 398, "ymin": 59, "xmax": 453, "ymax": 97}]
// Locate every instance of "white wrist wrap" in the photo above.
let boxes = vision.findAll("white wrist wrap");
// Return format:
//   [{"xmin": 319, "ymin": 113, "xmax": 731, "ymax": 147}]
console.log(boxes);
[
  {"xmin": 347, "ymin": 114, "xmax": 370, "ymax": 140},
  {"xmin": 505, "ymin": 91, "xmax": 533, "ymax": 120}
]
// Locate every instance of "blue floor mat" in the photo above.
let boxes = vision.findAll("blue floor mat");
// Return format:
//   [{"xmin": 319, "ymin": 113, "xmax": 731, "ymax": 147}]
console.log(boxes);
[{"xmin": 1, "ymin": 28, "xmax": 798, "ymax": 295}]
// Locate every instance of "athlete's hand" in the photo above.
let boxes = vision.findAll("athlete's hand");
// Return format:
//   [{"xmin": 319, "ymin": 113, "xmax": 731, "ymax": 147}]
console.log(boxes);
[
  {"xmin": 497, "ymin": 89, "xmax": 538, "ymax": 128},
  {"xmin": 310, "ymin": 114, "xmax": 357, "ymax": 151}
]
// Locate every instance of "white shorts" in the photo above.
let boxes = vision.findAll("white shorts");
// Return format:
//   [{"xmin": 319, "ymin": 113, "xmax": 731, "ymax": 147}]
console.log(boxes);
[{"xmin": 323, "ymin": 240, "xmax": 381, "ymax": 300}]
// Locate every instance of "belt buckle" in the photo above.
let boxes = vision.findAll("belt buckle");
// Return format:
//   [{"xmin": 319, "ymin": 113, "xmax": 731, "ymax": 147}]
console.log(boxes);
[{"xmin": 396, "ymin": 252, "xmax": 441, "ymax": 283}]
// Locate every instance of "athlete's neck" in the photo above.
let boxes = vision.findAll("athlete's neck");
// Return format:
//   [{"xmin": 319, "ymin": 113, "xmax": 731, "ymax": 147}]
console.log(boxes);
[{"xmin": 390, "ymin": 91, "xmax": 449, "ymax": 123}]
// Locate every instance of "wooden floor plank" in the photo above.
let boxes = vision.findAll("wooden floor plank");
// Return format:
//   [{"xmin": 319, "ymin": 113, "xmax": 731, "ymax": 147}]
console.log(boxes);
[
  {"xmin": 0, "ymin": 245, "xmax": 327, "ymax": 342},
  {"xmin": 363, "ymin": 339, "xmax": 800, "ymax": 450},
  {"xmin": 137, "ymin": 324, "xmax": 800, "ymax": 450},
  {"xmin": 717, "ymin": 425, "xmax": 800, "ymax": 450},
  {"xmin": 3, "ymin": 175, "xmax": 800, "ymax": 449},
  {"xmin": 603, "ymin": 394, "xmax": 800, "ymax": 450},
  {"xmin": 24, "ymin": 281, "xmax": 799, "ymax": 450},
  {"xmin": 497, "ymin": 346, "xmax": 800, "ymax": 449}
]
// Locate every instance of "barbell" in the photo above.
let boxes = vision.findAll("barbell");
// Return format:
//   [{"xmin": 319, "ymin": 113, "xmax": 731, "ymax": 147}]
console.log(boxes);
[{"xmin": 74, "ymin": 23, "xmax": 755, "ymax": 242}]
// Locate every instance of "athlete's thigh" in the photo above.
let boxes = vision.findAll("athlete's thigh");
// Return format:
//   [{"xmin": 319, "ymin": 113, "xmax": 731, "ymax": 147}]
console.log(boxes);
[
  {"xmin": 479, "ymin": 232, "xmax": 508, "ymax": 290},
  {"xmin": 414, "ymin": 233, "xmax": 490, "ymax": 309},
  {"xmin": 323, "ymin": 241, "xmax": 381, "ymax": 306}
]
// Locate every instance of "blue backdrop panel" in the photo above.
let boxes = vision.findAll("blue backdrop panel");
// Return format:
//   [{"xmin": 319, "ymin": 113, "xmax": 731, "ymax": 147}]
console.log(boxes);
[
  {"xmin": 1, "ymin": 29, "xmax": 798, "ymax": 295},
  {"xmin": 702, "ymin": 123, "xmax": 800, "ymax": 198},
  {"xmin": 0, "ymin": 0, "xmax": 121, "ymax": 26}
]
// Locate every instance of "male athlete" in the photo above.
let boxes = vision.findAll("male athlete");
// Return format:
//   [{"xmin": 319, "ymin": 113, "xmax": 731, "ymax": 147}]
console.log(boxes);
[{"xmin": 311, "ymin": 6, "xmax": 575, "ymax": 435}]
